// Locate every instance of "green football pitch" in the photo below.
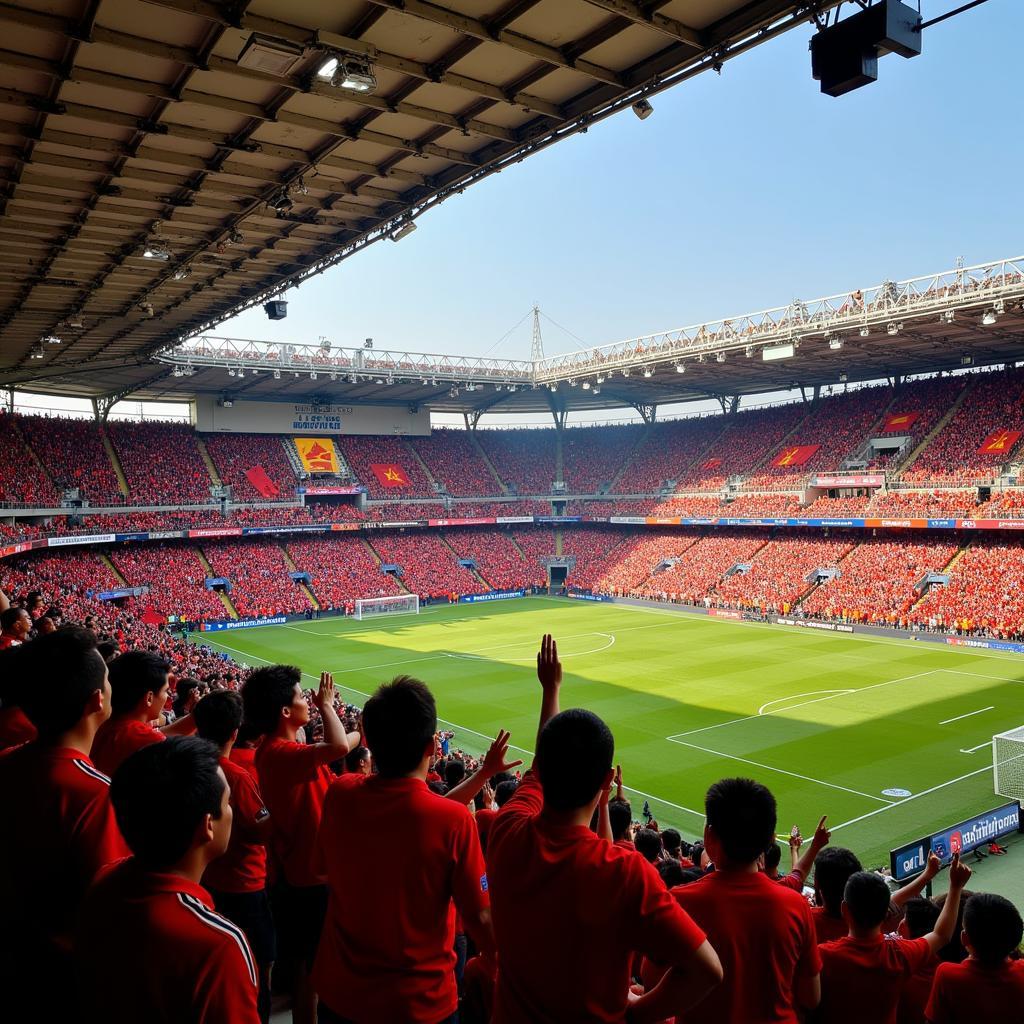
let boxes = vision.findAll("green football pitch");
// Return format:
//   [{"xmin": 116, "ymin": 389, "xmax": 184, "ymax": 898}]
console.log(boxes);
[{"xmin": 191, "ymin": 597, "xmax": 1024, "ymax": 869}]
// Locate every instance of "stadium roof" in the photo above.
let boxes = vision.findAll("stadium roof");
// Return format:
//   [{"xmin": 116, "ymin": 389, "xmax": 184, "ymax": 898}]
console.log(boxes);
[{"xmin": 0, "ymin": 0, "xmax": 847, "ymax": 408}]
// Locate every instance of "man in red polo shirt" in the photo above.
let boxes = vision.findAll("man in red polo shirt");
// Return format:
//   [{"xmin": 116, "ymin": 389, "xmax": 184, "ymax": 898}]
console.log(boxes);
[
  {"xmin": 91, "ymin": 649, "xmax": 196, "ymax": 775},
  {"xmin": 243, "ymin": 665, "xmax": 360, "ymax": 1024},
  {"xmin": 313, "ymin": 676, "xmax": 516, "ymax": 1024},
  {"xmin": 488, "ymin": 635, "xmax": 723, "ymax": 1023},
  {"xmin": 811, "ymin": 846, "xmax": 864, "ymax": 943},
  {"xmin": 926, "ymin": 892, "xmax": 1024, "ymax": 1022},
  {"xmin": 78, "ymin": 736, "xmax": 259, "ymax": 1023},
  {"xmin": 816, "ymin": 857, "xmax": 971, "ymax": 1024},
  {"xmin": 195, "ymin": 690, "xmax": 275, "ymax": 1024},
  {"xmin": 645, "ymin": 777, "xmax": 822, "ymax": 1023},
  {"xmin": 0, "ymin": 605, "xmax": 31, "ymax": 649},
  {"xmin": 0, "ymin": 627, "xmax": 130, "ymax": 1019}
]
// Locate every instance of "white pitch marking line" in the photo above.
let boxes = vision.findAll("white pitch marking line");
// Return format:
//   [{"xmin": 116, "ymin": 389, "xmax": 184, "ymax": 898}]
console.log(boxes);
[
  {"xmin": 940, "ymin": 706, "xmax": 995, "ymax": 726},
  {"xmin": 959, "ymin": 740, "xmax": 993, "ymax": 754},
  {"xmin": 666, "ymin": 736, "xmax": 895, "ymax": 805},
  {"xmin": 757, "ymin": 690, "xmax": 856, "ymax": 716},
  {"xmin": 831, "ymin": 765, "xmax": 993, "ymax": 832}
]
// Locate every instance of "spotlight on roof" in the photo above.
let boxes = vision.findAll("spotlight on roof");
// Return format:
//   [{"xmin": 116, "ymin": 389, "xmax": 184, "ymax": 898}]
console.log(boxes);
[
  {"xmin": 310, "ymin": 371, "xmax": 318, "ymax": 381},
  {"xmin": 65, "ymin": 316, "xmax": 84, "ymax": 329},
  {"xmin": 549, "ymin": 383, "xmax": 557, "ymax": 392},
  {"xmin": 596, "ymin": 375, "xmax": 605, "ymax": 384},
  {"xmin": 581, "ymin": 380, "xmax": 591, "ymax": 390},
  {"xmin": 318, "ymin": 53, "xmax": 377, "ymax": 93},
  {"xmin": 173, "ymin": 266, "xmax": 191, "ymax": 281},
  {"xmin": 621, "ymin": 369, "xmax": 631, "ymax": 377},
  {"xmin": 941, "ymin": 309, "xmax": 955, "ymax": 324},
  {"xmin": 886, "ymin": 322, "xmax": 900, "ymax": 336},
  {"xmin": 273, "ymin": 369, "xmax": 281, "ymax": 379},
  {"xmin": 716, "ymin": 351, "xmax": 726, "ymax": 363},
  {"xmin": 744, "ymin": 346, "xmax": 754, "ymax": 358},
  {"xmin": 642, "ymin": 367, "xmax": 654, "ymax": 377},
  {"xmin": 982, "ymin": 309, "xmax": 998, "ymax": 326},
  {"xmin": 839, "ymin": 371, "xmax": 848, "ymax": 382},
  {"xmin": 142, "ymin": 242, "xmax": 171, "ymax": 261},
  {"xmin": 675, "ymin": 362, "xmax": 685, "ymax": 373},
  {"xmin": 29, "ymin": 342, "xmax": 45, "ymax": 359},
  {"xmin": 42, "ymin": 333, "xmax": 62, "ymax": 345},
  {"xmin": 264, "ymin": 299, "xmax": 288, "ymax": 320},
  {"xmin": 631, "ymin": 98, "xmax": 654, "ymax": 120},
  {"xmin": 389, "ymin": 220, "xmax": 416, "ymax": 242},
  {"xmin": 592, "ymin": 385, "xmax": 601, "ymax": 394},
  {"xmin": 961, "ymin": 353, "xmax": 974, "ymax": 366},
  {"xmin": 829, "ymin": 337, "xmax": 843, "ymax": 350},
  {"xmin": 228, "ymin": 228, "xmax": 244, "ymax": 245},
  {"xmin": 268, "ymin": 189, "xmax": 293, "ymax": 214},
  {"xmin": 859, "ymin": 326, "xmax": 870, "ymax": 337}
]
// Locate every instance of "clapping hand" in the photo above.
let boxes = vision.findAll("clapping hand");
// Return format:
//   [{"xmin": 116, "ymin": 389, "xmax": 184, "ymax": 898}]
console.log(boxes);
[
  {"xmin": 482, "ymin": 729, "xmax": 524, "ymax": 776},
  {"xmin": 311, "ymin": 671, "xmax": 335, "ymax": 711}
]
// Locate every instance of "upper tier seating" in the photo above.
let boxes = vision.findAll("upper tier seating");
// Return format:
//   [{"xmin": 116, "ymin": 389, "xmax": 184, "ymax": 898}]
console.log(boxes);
[
  {"xmin": 562, "ymin": 425, "xmax": 643, "ymax": 493},
  {"xmin": 21, "ymin": 415, "xmax": 122, "ymax": 504},
  {"xmin": 337, "ymin": 435, "xmax": 434, "ymax": 498},
  {"xmin": 0, "ymin": 411, "xmax": 59, "ymax": 506},
  {"xmin": 613, "ymin": 418, "xmax": 726, "ymax": 494},
  {"xmin": 407, "ymin": 431, "xmax": 501, "ymax": 496},
  {"xmin": 106, "ymin": 420, "xmax": 212, "ymax": 504},
  {"xmin": 201, "ymin": 433, "xmax": 297, "ymax": 502},
  {"xmin": 477, "ymin": 429, "xmax": 557, "ymax": 494}
]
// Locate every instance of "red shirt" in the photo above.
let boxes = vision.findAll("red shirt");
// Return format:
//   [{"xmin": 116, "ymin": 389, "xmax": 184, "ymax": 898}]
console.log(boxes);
[
  {"xmin": 817, "ymin": 934, "xmax": 932, "ymax": 1024},
  {"xmin": 774, "ymin": 869, "xmax": 806, "ymax": 891},
  {"xmin": 255, "ymin": 737, "xmax": 333, "ymax": 887},
  {"xmin": 0, "ymin": 744, "xmax": 129, "ymax": 956},
  {"xmin": 202, "ymin": 758, "xmax": 269, "ymax": 894},
  {"xmin": 669, "ymin": 869, "xmax": 821, "ymax": 1023},
  {"xmin": 229, "ymin": 745, "xmax": 260, "ymax": 782},
  {"xmin": 488, "ymin": 771, "xmax": 707, "ymax": 1024},
  {"xmin": 897, "ymin": 960, "xmax": 936, "ymax": 1024},
  {"xmin": 811, "ymin": 905, "xmax": 849, "ymax": 944},
  {"xmin": 313, "ymin": 774, "xmax": 489, "ymax": 1022},
  {"xmin": 91, "ymin": 715, "xmax": 164, "ymax": 776},
  {"xmin": 77, "ymin": 858, "xmax": 259, "ymax": 1023},
  {"xmin": 0, "ymin": 705, "xmax": 37, "ymax": 750},
  {"xmin": 925, "ymin": 957, "xmax": 1024, "ymax": 1022}
]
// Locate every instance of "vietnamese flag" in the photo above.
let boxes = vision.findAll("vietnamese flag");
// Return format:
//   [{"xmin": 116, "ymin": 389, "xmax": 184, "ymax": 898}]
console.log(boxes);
[
  {"xmin": 979, "ymin": 429, "xmax": 1023, "ymax": 455},
  {"xmin": 370, "ymin": 463, "xmax": 411, "ymax": 488},
  {"xmin": 771, "ymin": 444, "xmax": 820, "ymax": 468},
  {"xmin": 699, "ymin": 457, "xmax": 722, "ymax": 471},
  {"xmin": 883, "ymin": 412, "xmax": 920, "ymax": 432},
  {"xmin": 244, "ymin": 465, "xmax": 279, "ymax": 498}
]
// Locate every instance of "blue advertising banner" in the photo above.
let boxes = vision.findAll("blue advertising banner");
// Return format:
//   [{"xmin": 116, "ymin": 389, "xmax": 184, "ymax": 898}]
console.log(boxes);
[
  {"xmin": 202, "ymin": 616, "xmax": 288, "ymax": 631},
  {"xmin": 566, "ymin": 591, "xmax": 611, "ymax": 602},
  {"xmin": 460, "ymin": 590, "xmax": 526, "ymax": 603},
  {"xmin": 946, "ymin": 637, "xmax": 1024, "ymax": 655}
]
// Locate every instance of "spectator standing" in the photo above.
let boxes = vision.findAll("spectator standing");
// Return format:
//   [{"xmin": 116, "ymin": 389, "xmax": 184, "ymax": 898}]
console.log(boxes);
[
  {"xmin": 77, "ymin": 737, "xmax": 259, "ymax": 1023},
  {"xmin": 488, "ymin": 635, "xmax": 722, "ymax": 1023},
  {"xmin": 0, "ymin": 605, "xmax": 31, "ymax": 648}
]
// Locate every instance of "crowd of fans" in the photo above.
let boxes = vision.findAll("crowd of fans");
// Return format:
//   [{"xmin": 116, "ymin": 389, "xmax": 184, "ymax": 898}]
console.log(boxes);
[
  {"xmin": 336, "ymin": 434, "xmax": 435, "ymax": 499},
  {"xmin": 106, "ymin": 419, "xmax": 214, "ymax": 505},
  {"xmin": 408, "ymin": 430, "xmax": 502, "ymax": 496},
  {"xmin": 202, "ymin": 433, "xmax": 299, "ymax": 502},
  {"xmin": 0, "ymin": 410, "xmax": 59, "ymax": 506},
  {"xmin": 561, "ymin": 424, "xmax": 644, "ymax": 493},
  {"xmin": 477, "ymin": 428, "xmax": 558, "ymax": 494},
  {"xmin": 201, "ymin": 540, "xmax": 313, "ymax": 619},
  {"xmin": 286, "ymin": 536, "xmax": 402, "ymax": 611},
  {"xmin": 613, "ymin": 417, "xmax": 726, "ymax": 493},
  {"xmin": 560, "ymin": 527, "xmax": 631, "ymax": 589},
  {"xmin": 444, "ymin": 529, "xmax": 538, "ymax": 591},
  {"xmin": 21, "ymin": 414, "xmax": 124, "ymax": 504},
  {"xmin": 369, "ymin": 531, "xmax": 487, "ymax": 599}
]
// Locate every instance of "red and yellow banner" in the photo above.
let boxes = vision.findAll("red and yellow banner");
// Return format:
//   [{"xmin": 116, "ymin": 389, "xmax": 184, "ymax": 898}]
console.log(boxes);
[
  {"xmin": 699, "ymin": 457, "xmax": 722, "ymax": 471},
  {"xmin": 772, "ymin": 444, "xmax": 820, "ymax": 468},
  {"xmin": 370, "ymin": 463, "xmax": 411, "ymax": 488},
  {"xmin": 883, "ymin": 412, "xmax": 920, "ymax": 432},
  {"xmin": 295, "ymin": 438, "xmax": 340, "ymax": 474},
  {"xmin": 244, "ymin": 465, "xmax": 279, "ymax": 498},
  {"xmin": 978, "ymin": 429, "xmax": 1023, "ymax": 455}
]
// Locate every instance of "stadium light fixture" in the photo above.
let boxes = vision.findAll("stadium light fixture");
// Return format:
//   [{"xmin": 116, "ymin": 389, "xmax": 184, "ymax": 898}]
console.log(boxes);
[
  {"xmin": 631, "ymin": 98, "xmax": 653, "ymax": 120},
  {"xmin": 859, "ymin": 326, "xmax": 870, "ymax": 337},
  {"xmin": 961, "ymin": 353, "xmax": 973, "ymax": 366},
  {"xmin": 621, "ymin": 369, "xmax": 631, "ymax": 377},
  {"xmin": 596, "ymin": 375, "xmax": 605, "ymax": 384},
  {"xmin": 716, "ymin": 352, "xmax": 726, "ymax": 363},
  {"xmin": 829, "ymin": 337, "xmax": 843, "ymax": 350},
  {"xmin": 29, "ymin": 342, "xmax": 44, "ymax": 359},
  {"xmin": 173, "ymin": 266, "xmax": 191, "ymax": 281},
  {"xmin": 886, "ymin": 322, "xmax": 900, "ymax": 336},
  {"xmin": 142, "ymin": 242, "xmax": 171, "ymax": 261},
  {"xmin": 228, "ymin": 367, "xmax": 236, "ymax": 377},
  {"xmin": 982, "ymin": 309, "xmax": 998, "ymax": 326},
  {"xmin": 42, "ymin": 333, "xmax": 62, "ymax": 345},
  {"xmin": 839, "ymin": 371, "xmax": 848, "ymax": 382},
  {"xmin": 317, "ymin": 53, "xmax": 377, "ymax": 93},
  {"xmin": 268, "ymin": 189, "xmax": 294, "ymax": 214},
  {"xmin": 582, "ymin": 381, "xmax": 591, "ymax": 390},
  {"xmin": 310, "ymin": 371, "xmax": 318, "ymax": 380},
  {"xmin": 273, "ymin": 369, "xmax": 281, "ymax": 379},
  {"xmin": 389, "ymin": 220, "xmax": 417, "ymax": 242},
  {"xmin": 592, "ymin": 385, "xmax": 601, "ymax": 394},
  {"xmin": 942, "ymin": 309, "xmax": 955, "ymax": 324},
  {"xmin": 744, "ymin": 346, "xmax": 754, "ymax": 358},
  {"xmin": 642, "ymin": 367, "xmax": 654, "ymax": 378},
  {"xmin": 549, "ymin": 384, "xmax": 557, "ymax": 392}
]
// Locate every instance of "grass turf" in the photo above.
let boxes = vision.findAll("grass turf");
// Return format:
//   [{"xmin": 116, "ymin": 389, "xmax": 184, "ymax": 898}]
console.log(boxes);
[{"xmin": 191, "ymin": 596, "xmax": 1024, "ymax": 871}]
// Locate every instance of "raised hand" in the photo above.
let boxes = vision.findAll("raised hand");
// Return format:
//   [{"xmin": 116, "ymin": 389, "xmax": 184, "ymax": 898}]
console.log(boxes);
[
  {"xmin": 311, "ymin": 670, "xmax": 335, "ymax": 711},
  {"xmin": 537, "ymin": 634, "xmax": 562, "ymax": 691},
  {"xmin": 614, "ymin": 764, "xmax": 624, "ymax": 801},
  {"xmin": 482, "ymin": 729, "xmax": 524, "ymax": 776},
  {"xmin": 948, "ymin": 852, "xmax": 972, "ymax": 890},
  {"xmin": 810, "ymin": 815, "xmax": 831, "ymax": 851},
  {"xmin": 922, "ymin": 851, "xmax": 942, "ymax": 880}
]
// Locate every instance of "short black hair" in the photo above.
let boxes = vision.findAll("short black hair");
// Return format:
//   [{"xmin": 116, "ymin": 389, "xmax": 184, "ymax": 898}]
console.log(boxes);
[
  {"xmin": 608, "ymin": 798, "xmax": 632, "ymax": 841},
  {"xmin": 662, "ymin": 828, "xmax": 682, "ymax": 856},
  {"xmin": 95, "ymin": 639, "xmax": 119, "ymax": 663},
  {"xmin": 814, "ymin": 847, "xmax": 863, "ymax": 913},
  {"xmin": 635, "ymin": 828, "xmax": 663, "ymax": 864},
  {"xmin": 963, "ymin": 893, "xmax": 1024, "ymax": 963},
  {"xmin": 344, "ymin": 745, "xmax": 370, "ymax": 773},
  {"xmin": 361, "ymin": 675, "xmax": 436, "ymax": 777},
  {"xmin": 705, "ymin": 778, "xmax": 776, "ymax": 865},
  {"xmin": 193, "ymin": 690, "xmax": 243, "ymax": 747},
  {"xmin": 111, "ymin": 736, "xmax": 226, "ymax": 868},
  {"xmin": 242, "ymin": 665, "xmax": 302, "ymax": 735},
  {"xmin": 658, "ymin": 859, "xmax": 686, "ymax": 888},
  {"xmin": 902, "ymin": 897, "xmax": 940, "ymax": 938},
  {"xmin": 108, "ymin": 650, "xmax": 170, "ymax": 714},
  {"xmin": 535, "ymin": 708, "xmax": 614, "ymax": 812},
  {"xmin": 1, "ymin": 606, "xmax": 29, "ymax": 631},
  {"xmin": 444, "ymin": 759, "xmax": 466, "ymax": 787},
  {"xmin": 494, "ymin": 779, "xmax": 519, "ymax": 808},
  {"xmin": 764, "ymin": 843, "xmax": 783, "ymax": 872},
  {"xmin": 173, "ymin": 678, "xmax": 202, "ymax": 718},
  {"xmin": 1, "ymin": 626, "xmax": 106, "ymax": 738},
  {"xmin": 843, "ymin": 871, "xmax": 892, "ymax": 929}
]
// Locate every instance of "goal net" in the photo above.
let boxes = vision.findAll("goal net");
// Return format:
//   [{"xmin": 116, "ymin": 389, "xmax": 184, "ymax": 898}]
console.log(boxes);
[
  {"xmin": 993, "ymin": 726, "xmax": 1024, "ymax": 801},
  {"xmin": 353, "ymin": 593, "xmax": 420, "ymax": 621}
]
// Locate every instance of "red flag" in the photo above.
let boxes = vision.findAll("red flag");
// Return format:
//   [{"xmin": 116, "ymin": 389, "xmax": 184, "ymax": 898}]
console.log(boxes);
[
  {"xmin": 370, "ymin": 463, "xmax": 411, "ymax": 488},
  {"xmin": 883, "ymin": 412, "xmax": 920, "ymax": 432},
  {"xmin": 978, "ymin": 429, "xmax": 1023, "ymax": 455},
  {"xmin": 699, "ymin": 457, "xmax": 722, "ymax": 471},
  {"xmin": 771, "ymin": 444, "xmax": 820, "ymax": 468},
  {"xmin": 244, "ymin": 465, "xmax": 279, "ymax": 498}
]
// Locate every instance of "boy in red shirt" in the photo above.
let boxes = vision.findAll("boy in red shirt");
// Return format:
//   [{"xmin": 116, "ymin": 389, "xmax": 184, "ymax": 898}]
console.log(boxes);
[
  {"xmin": 243, "ymin": 665, "xmax": 360, "ymax": 1024},
  {"xmin": 195, "ymin": 690, "xmax": 275, "ymax": 1024},
  {"xmin": 816, "ymin": 856, "xmax": 972, "ymax": 1024},
  {"xmin": 926, "ymin": 892, "xmax": 1024, "ymax": 1022},
  {"xmin": 811, "ymin": 846, "xmax": 863, "ymax": 943},
  {"xmin": 313, "ymin": 676, "xmax": 513, "ymax": 1024},
  {"xmin": 78, "ymin": 736, "xmax": 259, "ymax": 1023},
  {"xmin": 0, "ymin": 626, "xmax": 129, "ymax": 1020},
  {"xmin": 647, "ymin": 777, "xmax": 823, "ymax": 1023},
  {"xmin": 488, "ymin": 635, "xmax": 723, "ymax": 1023},
  {"xmin": 91, "ymin": 650, "xmax": 196, "ymax": 775}
]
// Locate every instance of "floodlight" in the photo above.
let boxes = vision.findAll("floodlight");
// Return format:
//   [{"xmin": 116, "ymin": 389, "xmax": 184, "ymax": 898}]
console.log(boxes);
[
  {"xmin": 42, "ymin": 334, "xmax": 62, "ymax": 345},
  {"xmin": 318, "ymin": 54, "xmax": 377, "ymax": 93},
  {"xmin": 839, "ymin": 371, "xmax": 848, "ymax": 382},
  {"xmin": 310, "ymin": 371, "xmax": 318, "ymax": 380},
  {"xmin": 642, "ymin": 367, "xmax": 654, "ymax": 377},
  {"xmin": 582, "ymin": 381, "xmax": 591, "ymax": 390},
  {"xmin": 675, "ymin": 363, "xmax": 685, "ymax": 373},
  {"xmin": 264, "ymin": 300, "xmax": 287, "ymax": 320},
  {"xmin": 389, "ymin": 220, "xmax": 416, "ymax": 242},
  {"xmin": 829, "ymin": 337, "xmax": 843, "ymax": 350},
  {"xmin": 942, "ymin": 309, "xmax": 955, "ymax": 323},
  {"xmin": 961, "ymin": 353, "xmax": 973, "ymax": 366},
  {"xmin": 886, "ymin": 322, "xmax": 899, "ymax": 336},
  {"xmin": 173, "ymin": 267, "xmax": 191, "ymax": 281},
  {"xmin": 592, "ymin": 385, "xmax": 601, "ymax": 394},
  {"xmin": 860, "ymin": 326, "xmax": 870, "ymax": 337},
  {"xmin": 273, "ymin": 369, "xmax": 281, "ymax": 379},
  {"xmin": 631, "ymin": 98, "xmax": 653, "ymax": 120},
  {"xmin": 268, "ymin": 190, "xmax": 293, "ymax": 214},
  {"xmin": 716, "ymin": 352, "xmax": 726, "ymax": 363},
  {"xmin": 142, "ymin": 243, "xmax": 171, "ymax": 261},
  {"xmin": 29, "ymin": 343, "xmax": 44, "ymax": 359},
  {"xmin": 982, "ymin": 310, "xmax": 998, "ymax": 326}
]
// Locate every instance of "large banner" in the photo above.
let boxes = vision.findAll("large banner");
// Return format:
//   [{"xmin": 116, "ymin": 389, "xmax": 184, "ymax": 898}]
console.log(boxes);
[
  {"xmin": 979, "ymin": 429, "xmax": 1022, "ymax": 456},
  {"xmin": 244, "ymin": 465, "xmax": 279, "ymax": 498},
  {"xmin": 369, "ymin": 463, "xmax": 411, "ymax": 488},
  {"xmin": 883, "ymin": 412, "xmax": 920, "ymax": 432},
  {"xmin": 195, "ymin": 397, "xmax": 431, "ymax": 436},
  {"xmin": 295, "ymin": 438, "xmax": 341, "ymax": 474},
  {"xmin": 771, "ymin": 444, "xmax": 820, "ymax": 468}
]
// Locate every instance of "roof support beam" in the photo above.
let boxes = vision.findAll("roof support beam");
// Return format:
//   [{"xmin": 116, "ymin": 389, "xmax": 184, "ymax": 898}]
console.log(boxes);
[
  {"xmin": 632, "ymin": 402, "xmax": 657, "ymax": 424},
  {"xmin": 578, "ymin": 0, "xmax": 704, "ymax": 48}
]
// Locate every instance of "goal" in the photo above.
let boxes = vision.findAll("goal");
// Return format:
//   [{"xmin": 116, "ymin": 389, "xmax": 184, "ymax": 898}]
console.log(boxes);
[
  {"xmin": 353, "ymin": 594, "xmax": 420, "ymax": 621},
  {"xmin": 993, "ymin": 726, "xmax": 1024, "ymax": 801}
]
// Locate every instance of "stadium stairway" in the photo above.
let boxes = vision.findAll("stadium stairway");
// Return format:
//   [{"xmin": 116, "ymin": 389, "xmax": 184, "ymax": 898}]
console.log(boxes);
[
  {"xmin": 363, "ymin": 537, "xmax": 411, "ymax": 593},
  {"xmin": 278, "ymin": 543, "xmax": 320, "ymax": 610},
  {"xmin": 98, "ymin": 428, "xmax": 130, "ymax": 497},
  {"xmin": 908, "ymin": 542, "xmax": 971, "ymax": 613},
  {"xmin": 554, "ymin": 428, "xmax": 564, "ymax": 487},
  {"xmin": 194, "ymin": 437, "xmax": 222, "ymax": 486},
  {"xmin": 469, "ymin": 429, "xmax": 509, "ymax": 494},
  {"xmin": 507, "ymin": 532, "xmax": 530, "ymax": 561},
  {"xmin": 752, "ymin": 404, "xmax": 814, "ymax": 475},
  {"xmin": 404, "ymin": 439, "xmax": 440, "ymax": 493},
  {"xmin": 606, "ymin": 421, "xmax": 655, "ymax": 492},
  {"xmin": 12, "ymin": 417, "xmax": 60, "ymax": 495},
  {"xmin": 793, "ymin": 538, "xmax": 860, "ymax": 610},
  {"xmin": 895, "ymin": 378, "xmax": 975, "ymax": 477},
  {"xmin": 194, "ymin": 546, "xmax": 239, "ymax": 619},
  {"xmin": 99, "ymin": 553, "xmax": 128, "ymax": 587},
  {"xmin": 437, "ymin": 533, "xmax": 490, "ymax": 590}
]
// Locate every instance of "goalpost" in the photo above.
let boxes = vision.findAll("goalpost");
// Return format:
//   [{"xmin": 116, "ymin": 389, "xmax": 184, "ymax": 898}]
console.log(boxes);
[
  {"xmin": 993, "ymin": 726, "xmax": 1024, "ymax": 802},
  {"xmin": 353, "ymin": 593, "xmax": 420, "ymax": 621}
]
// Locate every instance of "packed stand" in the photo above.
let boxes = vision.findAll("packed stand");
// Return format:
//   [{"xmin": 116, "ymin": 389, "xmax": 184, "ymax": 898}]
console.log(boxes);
[
  {"xmin": 903, "ymin": 367, "xmax": 1024, "ymax": 485},
  {"xmin": 510, "ymin": 526, "xmax": 557, "ymax": 576},
  {"xmin": 286, "ymin": 535, "xmax": 402, "ymax": 610},
  {"xmin": 106, "ymin": 420, "xmax": 213, "ymax": 505},
  {"xmin": 566, "ymin": 498, "xmax": 655, "ymax": 516},
  {"xmin": 407, "ymin": 430, "xmax": 502, "ymax": 496},
  {"xmin": 640, "ymin": 531, "xmax": 768, "ymax": 603},
  {"xmin": 869, "ymin": 489, "xmax": 982, "ymax": 518},
  {"xmin": 595, "ymin": 530, "xmax": 701, "ymax": 594},
  {"xmin": 561, "ymin": 424, "xmax": 643, "ymax": 493},
  {"xmin": 711, "ymin": 535, "xmax": 855, "ymax": 614},
  {"xmin": 804, "ymin": 494, "xmax": 873, "ymax": 516},
  {"xmin": 111, "ymin": 541, "xmax": 229, "ymax": 622},
  {"xmin": 979, "ymin": 489, "xmax": 1024, "ymax": 518},
  {"xmin": 801, "ymin": 537, "xmax": 958, "ymax": 626},
  {"xmin": 444, "ymin": 529, "xmax": 536, "ymax": 591},
  {"xmin": 21, "ymin": 415, "xmax": 123, "ymax": 504},
  {"xmin": 723, "ymin": 493, "xmax": 802, "ymax": 516},
  {"xmin": 476, "ymin": 428, "xmax": 558, "ymax": 494},
  {"xmin": 561, "ymin": 527, "xmax": 630, "ymax": 589},
  {"xmin": 201, "ymin": 433, "xmax": 298, "ymax": 502},
  {"xmin": 0, "ymin": 410, "xmax": 59, "ymax": 506},
  {"xmin": 368, "ymin": 531, "xmax": 486, "ymax": 599},
  {"xmin": 336, "ymin": 434, "xmax": 434, "ymax": 498},
  {"xmin": 201, "ymin": 539, "xmax": 312, "ymax": 618},
  {"xmin": 613, "ymin": 417, "xmax": 726, "ymax": 493}
]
